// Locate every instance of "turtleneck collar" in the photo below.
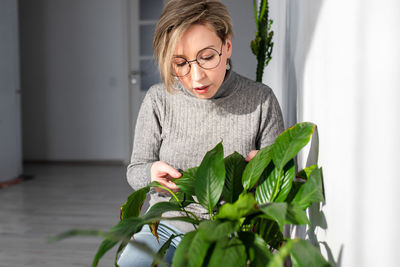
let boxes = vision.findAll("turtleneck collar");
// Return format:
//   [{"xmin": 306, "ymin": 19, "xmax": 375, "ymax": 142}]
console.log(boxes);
[{"xmin": 175, "ymin": 62, "xmax": 238, "ymax": 100}]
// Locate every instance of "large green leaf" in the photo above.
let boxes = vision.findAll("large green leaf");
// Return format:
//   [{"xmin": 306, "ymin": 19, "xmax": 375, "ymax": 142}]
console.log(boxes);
[
  {"xmin": 93, "ymin": 217, "xmax": 144, "ymax": 267},
  {"xmin": 205, "ymin": 237, "xmax": 247, "ymax": 267},
  {"xmin": 255, "ymin": 163, "xmax": 278, "ymax": 204},
  {"xmin": 296, "ymin": 165, "xmax": 318, "ymax": 180},
  {"xmin": 223, "ymin": 152, "xmax": 246, "ymax": 203},
  {"xmin": 172, "ymin": 231, "xmax": 197, "ymax": 267},
  {"xmin": 259, "ymin": 203, "xmax": 309, "ymax": 231},
  {"xmin": 242, "ymin": 144, "xmax": 273, "ymax": 190},
  {"xmin": 94, "ymin": 239, "xmax": 119, "ymax": 267},
  {"xmin": 254, "ymin": 218, "xmax": 284, "ymax": 250},
  {"xmin": 197, "ymin": 220, "xmax": 240, "ymax": 243},
  {"xmin": 50, "ymin": 226, "xmax": 159, "ymax": 267},
  {"xmin": 195, "ymin": 142, "xmax": 226, "ymax": 214},
  {"xmin": 174, "ymin": 167, "xmax": 198, "ymax": 196},
  {"xmin": 238, "ymin": 232, "xmax": 273, "ymax": 267},
  {"xmin": 187, "ymin": 231, "xmax": 212, "ymax": 267},
  {"xmin": 274, "ymin": 159, "xmax": 295, "ymax": 202},
  {"xmin": 216, "ymin": 194, "xmax": 257, "ymax": 220},
  {"xmin": 292, "ymin": 167, "xmax": 324, "ymax": 210},
  {"xmin": 285, "ymin": 165, "xmax": 318, "ymax": 203},
  {"xmin": 120, "ymin": 186, "xmax": 150, "ymax": 220},
  {"xmin": 272, "ymin": 122, "xmax": 316, "ymax": 170},
  {"xmin": 290, "ymin": 239, "xmax": 331, "ymax": 267},
  {"xmin": 142, "ymin": 201, "xmax": 183, "ymax": 221},
  {"xmin": 256, "ymin": 160, "xmax": 295, "ymax": 204}
]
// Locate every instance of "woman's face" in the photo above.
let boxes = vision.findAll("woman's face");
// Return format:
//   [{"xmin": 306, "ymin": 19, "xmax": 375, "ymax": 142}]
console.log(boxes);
[{"xmin": 173, "ymin": 24, "xmax": 232, "ymax": 99}]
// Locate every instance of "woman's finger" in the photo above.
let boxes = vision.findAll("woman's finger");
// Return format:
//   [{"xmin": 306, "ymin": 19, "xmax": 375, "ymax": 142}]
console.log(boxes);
[
  {"xmin": 154, "ymin": 161, "xmax": 182, "ymax": 178},
  {"xmin": 245, "ymin": 150, "xmax": 259, "ymax": 162}
]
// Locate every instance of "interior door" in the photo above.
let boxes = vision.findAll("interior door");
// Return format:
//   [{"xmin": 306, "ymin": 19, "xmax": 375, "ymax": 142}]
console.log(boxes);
[
  {"xmin": 20, "ymin": 0, "xmax": 129, "ymax": 163},
  {"xmin": 0, "ymin": 0, "xmax": 22, "ymax": 181},
  {"xmin": 127, "ymin": 0, "xmax": 164, "ymax": 157}
]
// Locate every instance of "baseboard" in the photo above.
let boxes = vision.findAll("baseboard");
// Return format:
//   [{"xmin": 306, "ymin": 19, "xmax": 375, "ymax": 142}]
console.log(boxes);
[{"xmin": 0, "ymin": 174, "xmax": 34, "ymax": 189}]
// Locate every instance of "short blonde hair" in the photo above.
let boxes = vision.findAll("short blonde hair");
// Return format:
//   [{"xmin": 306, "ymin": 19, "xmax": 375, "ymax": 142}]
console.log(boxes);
[{"xmin": 153, "ymin": 0, "xmax": 234, "ymax": 93}]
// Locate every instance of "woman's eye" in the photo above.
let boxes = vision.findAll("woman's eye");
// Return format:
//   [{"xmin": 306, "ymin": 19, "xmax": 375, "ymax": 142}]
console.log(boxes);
[
  {"xmin": 201, "ymin": 55, "xmax": 215, "ymax": 61},
  {"xmin": 174, "ymin": 61, "xmax": 187, "ymax": 68}
]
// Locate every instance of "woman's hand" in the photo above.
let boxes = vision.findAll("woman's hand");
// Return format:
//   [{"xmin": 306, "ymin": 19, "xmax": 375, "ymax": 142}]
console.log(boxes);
[
  {"xmin": 151, "ymin": 161, "xmax": 182, "ymax": 192},
  {"xmin": 245, "ymin": 150, "xmax": 259, "ymax": 162}
]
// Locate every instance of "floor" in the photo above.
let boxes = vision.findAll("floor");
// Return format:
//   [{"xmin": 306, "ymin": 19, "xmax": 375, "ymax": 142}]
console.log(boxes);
[{"xmin": 0, "ymin": 163, "xmax": 133, "ymax": 267}]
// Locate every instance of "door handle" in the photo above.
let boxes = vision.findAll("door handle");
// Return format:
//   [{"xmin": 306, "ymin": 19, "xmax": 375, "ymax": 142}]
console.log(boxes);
[{"xmin": 129, "ymin": 70, "xmax": 142, "ymax": 85}]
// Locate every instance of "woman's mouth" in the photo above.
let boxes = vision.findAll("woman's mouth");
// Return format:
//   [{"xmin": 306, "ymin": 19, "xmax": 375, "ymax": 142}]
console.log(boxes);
[{"xmin": 193, "ymin": 85, "xmax": 210, "ymax": 94}]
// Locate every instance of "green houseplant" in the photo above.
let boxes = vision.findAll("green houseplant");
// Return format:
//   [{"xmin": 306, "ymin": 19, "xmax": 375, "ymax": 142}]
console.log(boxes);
[
  {"xmin": 251, "ymin": 0, "xmax": 274, "ymax": 82},
  {"xmin": 53, "ymin": 122, "xmax": 331, "ymax": 267}
]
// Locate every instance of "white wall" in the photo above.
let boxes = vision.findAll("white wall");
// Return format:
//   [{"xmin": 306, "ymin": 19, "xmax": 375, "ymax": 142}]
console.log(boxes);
[
  {"xmin": 222, "ymin": 0, "xmax": 257, "ymax": 81},
  {"xmin": 267, "ymin": 0, "xmax": 400, "ymax": 266},
  {"xmin": 0, "ymin": 0, "xmax": 22, "ymax": 181}
]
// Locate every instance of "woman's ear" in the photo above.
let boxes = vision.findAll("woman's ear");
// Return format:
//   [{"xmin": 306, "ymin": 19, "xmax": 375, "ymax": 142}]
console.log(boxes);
[{"xmin": 225, "ymin": 36, "xmax": 232, "ymax": 58}]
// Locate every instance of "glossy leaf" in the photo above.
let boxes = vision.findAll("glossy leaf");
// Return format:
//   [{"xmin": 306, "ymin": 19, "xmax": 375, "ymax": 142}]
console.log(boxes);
[
  {"xmin": 256, "ymin": 159, "xmax": 295, "ymax": 204},
  {"xmin": 272, "ymin": 122, "xmax": 316, "ymax": 170},
  {"xmin": 195, "ymin": 142, "xmax": 226, "ymax": 214},
  {"xmin": 223, "ymin": 152, "xmax": 246, "ymax": 203},
  {"xmin": 290, "ymin": 239, "xmax": 331, "ymax": 267},
  {"xmin": 172, "ymin": 231, "xmax": 197, "ymax": 267},
  {"xmin": 197, "ymin": 220, "xmax": 240, "ymax": 243},
  {"xmin": 255, "ymin": 163, "xmax": 278, "ymax": 204},
  {"xmin": 238, "ymin": 232, "xmax": 273, "ymax": 267},
  {"xmin": 242, "ymin": 144, "xmax": 273, "ymax": 190},
  {"xmin": 274, "ymin": 159, "xmax": 295, "ymax": 202},
  {"xmin": 120, "ymin": 186, "xmax": 150, "ymax": 220},
  {"xmin": 206, "ymin": 237, "xmax": 247, "ymax": 267},
  {"xmin": 285, "ymin": 180, "xmax": 304, "ymax": 204},
  {"xmin": 259, "ymin": 203, "xmax": 309, "ymax": 231},
  {"xmin": 292, "ymin": 167, "xmax": 324, "ymax": 210},
  {"xmin": 216, "ymin": 194, "xmax": 257, "ymax": 220},
  {"xmin": 285, "ymin": 165, "xmax": 318, "ymax": 203},
  {"xmin": 174, "ymin": 167, "xmax": 198, "ymax": 196},
  {"xmin": 296, "ymin": 165, "xmax": 318, "ymax": 180},
  {"xmin": 187, "ymin": 231, "xmax": 212, "ymax": 267}
]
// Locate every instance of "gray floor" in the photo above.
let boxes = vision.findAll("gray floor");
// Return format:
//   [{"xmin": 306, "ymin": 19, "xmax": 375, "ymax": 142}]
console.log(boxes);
[{"xmin": 0, "ymin": 163, "xmax": 133, "ymax": 267}]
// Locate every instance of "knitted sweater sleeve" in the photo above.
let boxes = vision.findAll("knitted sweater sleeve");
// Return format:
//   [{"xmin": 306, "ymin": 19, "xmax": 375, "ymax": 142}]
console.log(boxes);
[
  {"xmin": 257, "ymin": 88, "xmax": 285, "ymax": 149},
  {"xmin": 126, "ymin": 87, "xmax": 162, "ymax": 191}
]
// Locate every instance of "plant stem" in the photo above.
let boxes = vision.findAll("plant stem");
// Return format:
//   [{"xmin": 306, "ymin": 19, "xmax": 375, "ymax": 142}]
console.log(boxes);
[{"xmin": 156, "ymin": 185, "xmax": 199, "ymax": 228}]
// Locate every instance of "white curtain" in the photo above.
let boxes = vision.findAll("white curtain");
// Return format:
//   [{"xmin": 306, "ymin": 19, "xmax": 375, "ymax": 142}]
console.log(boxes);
[{"xmin": 265, "ymin": 0, "xmax": 400, "ymax": 266}]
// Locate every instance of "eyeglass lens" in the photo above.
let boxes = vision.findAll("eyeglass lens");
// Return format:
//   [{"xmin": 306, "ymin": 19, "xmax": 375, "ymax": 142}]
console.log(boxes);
[{"xmin": 172, "ymin": 47, "xmax": 221, "ymax": 77}]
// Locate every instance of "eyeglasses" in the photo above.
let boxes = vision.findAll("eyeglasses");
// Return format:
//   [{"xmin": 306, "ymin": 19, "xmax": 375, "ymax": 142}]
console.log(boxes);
[{"xmin": 171, "ymin": 43, "xmax": 223, "ymax": 77}]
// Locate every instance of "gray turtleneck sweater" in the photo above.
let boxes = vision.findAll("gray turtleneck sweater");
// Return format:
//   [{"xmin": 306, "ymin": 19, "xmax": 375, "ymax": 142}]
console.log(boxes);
[{"xmin": 127, "ymin": 71, "xmax": 284, "ymax": 232}]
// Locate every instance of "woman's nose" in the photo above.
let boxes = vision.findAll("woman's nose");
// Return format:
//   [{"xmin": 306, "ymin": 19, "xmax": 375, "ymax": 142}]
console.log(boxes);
[{"xmin": 190, "ymin": 63, "xmax": 205, "ymax": 81}]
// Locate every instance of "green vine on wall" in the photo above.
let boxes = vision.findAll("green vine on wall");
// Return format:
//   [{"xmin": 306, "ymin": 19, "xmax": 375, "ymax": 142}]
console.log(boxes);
[{"xmin": 251, "ymin": 0, "xmax": 274, "ymax": 82}]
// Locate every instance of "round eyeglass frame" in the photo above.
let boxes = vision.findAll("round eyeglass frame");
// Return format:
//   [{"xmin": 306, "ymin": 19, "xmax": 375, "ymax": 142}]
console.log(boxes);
[{"xmin": 171, "ymin": 43, "xmax": 223, "ymax": 77}]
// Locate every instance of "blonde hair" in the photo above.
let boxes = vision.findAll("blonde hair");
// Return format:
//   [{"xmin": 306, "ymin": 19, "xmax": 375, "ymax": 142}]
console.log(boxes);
[{"xmin": 153, "ymin": 0, "xmax": 234, "ymax": 93}]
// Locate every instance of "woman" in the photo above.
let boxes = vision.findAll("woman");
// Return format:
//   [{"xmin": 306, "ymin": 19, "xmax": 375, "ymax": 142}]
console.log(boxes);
[{"xmin": 118, "ymin": 0, "xmax": 284, "ymax": 266}]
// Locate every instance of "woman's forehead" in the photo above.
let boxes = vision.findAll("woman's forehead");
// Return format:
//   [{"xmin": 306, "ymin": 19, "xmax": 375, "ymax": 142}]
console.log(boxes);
[{"xmin": 173, "ymin": 24, "xmax": 220, "ymax": 57}]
